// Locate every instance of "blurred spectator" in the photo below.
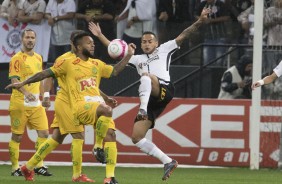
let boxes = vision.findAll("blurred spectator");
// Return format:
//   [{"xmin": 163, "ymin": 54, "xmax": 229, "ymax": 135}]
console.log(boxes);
[
  {"xmin": 0, "ymin": 0, "xmax": 24, "ymax": 25},
  {"xmin": 17, "ymin": 0, "xmax": 46, "ymax": 24},
  {"xmin": 45, "ymin": 0, "xmax": 75, "ymax": 65},
  {"xmin": 226, "ymin": 0, "xmax": 252, "ymax": 21},
  {"xmin": 218, "ymin": 55, "xmax": 253, "ymax": 99},
  {"xmin": 76, "ymin": 0, "xmax": 116, "ymax": 63},
  {"xmin": 157, "ymin": 0, "xmax": 191, "ymax": 64},
  {"xmin": 262, "ymin": 0, "xmax": 282, "ymax": 99},
  {"xmin": 45, "ymin": 0, "xmax": 75, "ymax": 93},
  {"xmin": 237, "ymin": 0, "xmax": 255, "ymax": 44},
  {"xmin": 196, "ymin": 0, "xmax": 230, "ymax": 66},
  {"xmin": 116, "ymin": 0, "xmax": 157, "ymax": 54},
  {"xmin": 158, "ymin": 0, "xmax": 190, "ymax": 22}
]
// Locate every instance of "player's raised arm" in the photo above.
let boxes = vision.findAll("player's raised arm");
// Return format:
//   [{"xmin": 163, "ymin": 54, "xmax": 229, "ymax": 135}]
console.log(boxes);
[
  {"xmin": 175, "ymin": 8, "xmax": 210, "ymax": 46},
  {"xmin": 88, "ymin": 22, "xmax": 111, "ymax": 47},
  {"xmin": 252, "ymin": 72, "xmax": 278, "ymax": 90},
  {"xmin": 111, "ymin": 43, "xmax": 136, "ymax": 77},
  {"xmin": 5, "ymin": 69, "xmax": 53, "ymax": 90}
]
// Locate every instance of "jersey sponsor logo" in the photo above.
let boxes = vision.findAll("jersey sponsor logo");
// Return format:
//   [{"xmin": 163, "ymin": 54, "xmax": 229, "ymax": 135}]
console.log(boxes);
[
  {"xmin": 138, "ymin": 55, "xmax": 160, "ymax": 69},
  {"xmin": 79, "ymin": 77, "xmax": 97, "ymax": 91}
]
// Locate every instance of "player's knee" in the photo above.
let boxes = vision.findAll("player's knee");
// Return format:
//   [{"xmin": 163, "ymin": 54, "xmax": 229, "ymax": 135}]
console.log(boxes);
[
  {"xmin": 37, "ymin": 130, "xmax": 49, "ymax": 138},
  {"xmin": 12, "ymin": 134, "xmax": 22, "ymax": 143},
  {"xmin": 98, "ymin": 104, "xmax": 113, "ymax": 117}
]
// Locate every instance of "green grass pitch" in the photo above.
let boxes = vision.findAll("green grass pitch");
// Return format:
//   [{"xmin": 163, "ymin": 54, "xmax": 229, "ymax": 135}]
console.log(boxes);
[{"xmin": 1, "ymin": 165, "xmax": 282, "ymax": 184}]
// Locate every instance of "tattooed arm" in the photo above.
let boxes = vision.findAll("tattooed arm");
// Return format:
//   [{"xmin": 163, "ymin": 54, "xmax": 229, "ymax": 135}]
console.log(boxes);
[
  {"xmin": 175, "ymin": 8, "xmax": 210, "ymax": 46},
  {"xmin": 5, "ymin": 69, "xmax": 53, "ymax": 90}
]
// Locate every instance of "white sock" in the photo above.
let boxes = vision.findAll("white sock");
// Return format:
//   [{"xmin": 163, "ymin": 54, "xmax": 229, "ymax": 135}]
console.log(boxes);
[
  {"xmin": 135, "ymin": 138, "xmax": 172, "ymax": 164},
  {"xmin": 138, "ymin": 75, "xmax": 152, "ymax": 111}
]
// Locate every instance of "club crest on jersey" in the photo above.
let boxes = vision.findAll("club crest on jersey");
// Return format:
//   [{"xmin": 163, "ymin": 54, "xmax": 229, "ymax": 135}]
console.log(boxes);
[
  {"xmin": 92, "ymin": 67, "xmax": 98, "ymax": 75},
  {"xmin": 13, "ymin": 119, "xmax": 20, "ymax": 127}
]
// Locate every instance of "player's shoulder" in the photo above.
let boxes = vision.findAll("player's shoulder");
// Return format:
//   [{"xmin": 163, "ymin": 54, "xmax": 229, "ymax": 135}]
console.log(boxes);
[{"xmin": 58, "ymin": 52, "xmax": 76, "ymax": 60}]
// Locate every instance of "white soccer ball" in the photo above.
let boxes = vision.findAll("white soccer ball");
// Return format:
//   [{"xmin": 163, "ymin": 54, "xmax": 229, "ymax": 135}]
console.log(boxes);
[{"xmin": 107, "ymin": 39, "xmax": 128, "ymax": 60}]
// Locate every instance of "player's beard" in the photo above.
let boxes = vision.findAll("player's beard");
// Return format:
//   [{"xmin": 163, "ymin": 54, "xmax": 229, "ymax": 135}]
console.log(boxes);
[{"xmin": 82, "ymin": 48, "xmax": 94, "ymax": 58}]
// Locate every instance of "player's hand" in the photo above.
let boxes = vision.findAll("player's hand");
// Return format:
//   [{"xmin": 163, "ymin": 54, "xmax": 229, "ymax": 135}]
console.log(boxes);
[
  {"xmin": 200, "ymin": 7, "xmax": 210, "ymax": 21},
  {"xmin": 5, "ymin": 82, "xmax": 24, "ymax": 90},
  {"xmin": 89, "ymin": 22, "xmax": 102, "ymax": 37},
  {"xmin": 105, "ymin": 97, "xmax": 118, "ymax": 108},
  {"xmin": 42, "ymin": 97, "xmax": 51, "ymax": 110},
  {"xmin": 159, "ymin": 12, "xmax": 168, "ymax": 22},
  {"xmin": 24, "ymin": 92, "xmax": 37, "ymax": 102},
  {"xmin": 251, "ymin": 81, "xmax": 262, "ymax": 90},
  {"xmin": 127, "ymin": 43, "xmax": 136, "ymax": 56}
]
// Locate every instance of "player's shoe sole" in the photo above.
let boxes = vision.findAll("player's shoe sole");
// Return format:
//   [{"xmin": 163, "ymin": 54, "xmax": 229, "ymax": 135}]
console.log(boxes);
[{"xmin": 162, "ymin": 159, "xmax": 178, "ymax": 181}]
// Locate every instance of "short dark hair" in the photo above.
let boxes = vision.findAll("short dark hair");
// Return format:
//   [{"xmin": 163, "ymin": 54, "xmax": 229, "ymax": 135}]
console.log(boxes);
[
  {"xmin": 70, "ymin": 30, "xmax": 86, "ymax": 43},
  {"xmin": 21, "ymin": 28, "xmax": 36, "ymax": 38},
  {"xmin": 72, "ymin": 32, "xmax": 91, "ymax": 48},
  {"xmin": 142, "ymin": 31, "xmax": 158, "ymax": 40}
]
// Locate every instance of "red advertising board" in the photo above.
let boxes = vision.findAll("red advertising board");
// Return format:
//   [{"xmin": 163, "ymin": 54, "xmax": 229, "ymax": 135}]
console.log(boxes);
[{"xmin": 0, "ymin": 94, "xmax": 280, "ymax": 167}]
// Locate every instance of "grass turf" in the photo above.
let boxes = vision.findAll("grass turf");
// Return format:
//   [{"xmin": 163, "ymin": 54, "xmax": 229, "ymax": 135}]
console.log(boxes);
[{"xmin": 1, "ymin": 165, "xmax": 282, "ymax": 184}]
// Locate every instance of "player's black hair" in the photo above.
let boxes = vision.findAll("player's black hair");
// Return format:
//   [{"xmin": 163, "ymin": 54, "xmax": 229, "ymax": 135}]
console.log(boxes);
[
  {"xmin": 72, "ymin": 32, "xmax": 91, "ymax": 49},
  {"xmin": 21, "ymin": 28, "xmax": 36, "ymax": 38},
  {"xmin": 70, "ymin": 30, "xmax": 86, "ymax": 43},
  {"xmin": 142, "ymin": 31, "xmax": 158, "ymax": 41}
]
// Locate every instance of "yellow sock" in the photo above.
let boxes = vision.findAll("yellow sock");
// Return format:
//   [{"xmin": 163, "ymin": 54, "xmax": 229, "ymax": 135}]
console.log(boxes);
[
  {"xmin": 71, "ymin": 139, "xmax": 84, "ymax": 178},
  {"xmin": 104, "ymin": 142, "xmax": 117, "ymax": 178},
  {"xmin": 94, "ymin": 116, "xmax": 111, "ymax": 149},
  {"xmin": 9, "ymin": 140, "xmax": 20, "ymax": 171},
  {"xmin": 26, "ymin": 138, "xmax": 59, "ymax": 170},
  {"xmin": 35, "ymin": 137, "xmax": 47, "ymax": 168}
]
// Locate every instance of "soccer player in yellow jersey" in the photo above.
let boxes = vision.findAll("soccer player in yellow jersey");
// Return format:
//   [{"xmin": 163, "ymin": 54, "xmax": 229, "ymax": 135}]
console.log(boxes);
[
  {"xmin": 34, "ymin": 30, "xmax": 117, "ymax": 182},
  {"xmin": 6, "ymin": 31, "xmax": 136, "ymax": 184},
  {"xmin": 8, "ymin": 28, "xmax": 52, "ymax": 177}
]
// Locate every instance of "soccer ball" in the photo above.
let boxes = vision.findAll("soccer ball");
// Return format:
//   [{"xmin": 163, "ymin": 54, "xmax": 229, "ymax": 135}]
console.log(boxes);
[{"xmin": 107, "ymin": 39, "xmax": 128, "ymax": 60}]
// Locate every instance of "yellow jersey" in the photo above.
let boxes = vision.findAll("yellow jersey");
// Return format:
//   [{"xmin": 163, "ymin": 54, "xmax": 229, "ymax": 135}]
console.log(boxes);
[
  {"xmin": 9, "ymin": 51, "xmax": 43, "ymax": 109},
  {"xmin": 53, "ymin": 51, "xmax": 76, "ymax": 103},
  {"xmin": 50, "ymin": 56, "xmax": 113, "ymax": 122}
]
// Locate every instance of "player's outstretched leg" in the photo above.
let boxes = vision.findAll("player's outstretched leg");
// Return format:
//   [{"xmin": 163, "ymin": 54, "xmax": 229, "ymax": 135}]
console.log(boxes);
[
  {"xmin": 34, "ymin": 137, "xmax": 52, "ymax": 176},
  {"xmin": 162, "ymin": 159, "xmax": 178, "ymax": 181},
  {"xmin": 137, "ymin": 75, "xmax": 151, "ymax": 121}
]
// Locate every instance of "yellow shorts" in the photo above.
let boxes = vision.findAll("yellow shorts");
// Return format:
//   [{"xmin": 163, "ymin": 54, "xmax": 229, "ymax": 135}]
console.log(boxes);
[
  {"xmin": 76, "ymin": 101, "xmax": 115, "ymax": 130},
  {"xmin": 10, "ymin": 105, "xmax": 48, "ymax": 134},
  {"xmin": 51, "ymin": 98, "xmax": 84, "ymax": 135}
]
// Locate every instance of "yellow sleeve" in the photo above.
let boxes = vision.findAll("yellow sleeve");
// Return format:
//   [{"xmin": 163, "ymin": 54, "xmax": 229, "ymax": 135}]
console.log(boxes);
[
  {"xmin": 101, "ymin": 62, "xmax": 114, "ymax": 79},
  {"xmin": 9, "ymin": 56, "xmax": 21, "ymax": 80},
  {"xmin": 50, "ymin": 58, "xmax": 68, "ymax": 78}
]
